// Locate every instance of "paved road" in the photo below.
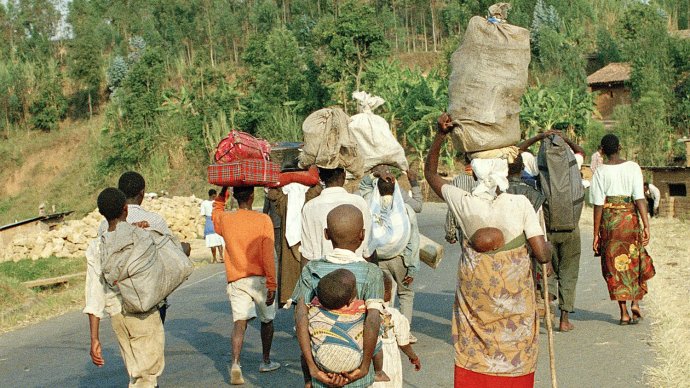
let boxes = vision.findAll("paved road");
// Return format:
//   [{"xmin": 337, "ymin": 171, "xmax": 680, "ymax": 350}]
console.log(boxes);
[{"xmin": 0, "ymin": 204, "xmax": 653, "ymax": 387}]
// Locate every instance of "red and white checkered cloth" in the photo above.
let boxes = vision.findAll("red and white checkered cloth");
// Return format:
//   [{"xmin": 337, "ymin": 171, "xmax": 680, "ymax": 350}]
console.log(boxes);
[{"xmin": 208, "ymin": 160, "xmax": 280, "ymax": 187}]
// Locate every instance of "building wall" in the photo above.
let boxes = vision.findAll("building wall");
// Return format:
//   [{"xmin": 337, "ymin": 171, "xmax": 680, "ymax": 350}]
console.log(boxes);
[
  {"xmin": 648, "ymin": 169, "xmax": 690, "ymax": 219},
  {"xmin": 591, "ymin": 85, "xmax": 631, "ymax": 119}
]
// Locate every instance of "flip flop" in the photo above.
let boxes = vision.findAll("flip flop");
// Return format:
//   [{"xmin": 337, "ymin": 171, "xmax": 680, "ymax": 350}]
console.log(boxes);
[{"xmin": 619, "ymin": 318, "xmax": 630, "ymax": 326}]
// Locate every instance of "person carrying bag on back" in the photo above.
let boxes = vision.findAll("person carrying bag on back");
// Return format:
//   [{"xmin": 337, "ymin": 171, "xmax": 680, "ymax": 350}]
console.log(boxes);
[
  {"xmin": 85, "ymin": 188, "xmax": 166, "ymax": 388},
  {"xmin": 519, "ymin": 130, "xmax": 586, "ymax": 332}
]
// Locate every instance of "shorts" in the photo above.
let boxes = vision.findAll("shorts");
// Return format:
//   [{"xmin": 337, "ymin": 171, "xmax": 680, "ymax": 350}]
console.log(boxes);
[{"xmin": 226, "ymin": 276, "xmax": 276, "ymax": 323}]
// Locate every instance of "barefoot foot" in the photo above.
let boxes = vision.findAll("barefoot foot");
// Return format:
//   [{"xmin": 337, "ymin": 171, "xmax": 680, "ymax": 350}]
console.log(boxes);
[
  {"xmin": 559, "ymin": 321, "xmax": 575, "ymax": 332},
  {"xmin": 374, "ymin": 371, "xmax": 390, "ymax": 382}
]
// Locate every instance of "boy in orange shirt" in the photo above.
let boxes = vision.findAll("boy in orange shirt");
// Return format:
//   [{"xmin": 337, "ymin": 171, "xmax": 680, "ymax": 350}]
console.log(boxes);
[{"xmin": 213, "ymin": 186, "xmax": 280, "ymax": 385}]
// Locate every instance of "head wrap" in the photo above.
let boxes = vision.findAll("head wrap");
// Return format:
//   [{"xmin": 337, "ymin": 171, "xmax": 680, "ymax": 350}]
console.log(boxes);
[
  {"xmin": 521, "ymin": 152, "xmax": 539, "ymax": 177},
  {"xmin": 471, "ymin": 158, "xmax": 509, "ymax": 198}
]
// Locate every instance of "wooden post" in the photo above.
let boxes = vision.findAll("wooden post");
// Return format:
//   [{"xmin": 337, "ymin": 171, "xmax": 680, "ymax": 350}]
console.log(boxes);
[{"xmin": 542, "ymin": 264, "xmax": 558, "ymax": 388}]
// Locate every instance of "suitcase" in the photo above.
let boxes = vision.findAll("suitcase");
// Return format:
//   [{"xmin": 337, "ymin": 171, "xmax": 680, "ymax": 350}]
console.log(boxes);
[
  {"xmin": 214, "ymin": 130, "xmax": 271, "ymax": 163},
  {"xmin": 270, "ymin": 142, "xmax": 303, "ymax": 171},
  {"xmin": 208, "ymin": 159, "xmax": 280, "ymax": 187}
]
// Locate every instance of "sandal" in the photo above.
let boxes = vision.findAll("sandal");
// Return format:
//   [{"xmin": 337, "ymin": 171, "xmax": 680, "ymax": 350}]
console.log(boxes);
[
  {"xmin": 619, "ymin": 318, "xmax": 630, "ymax": 326},
  {"xmin": 631, "ymin": 308, "xmax": 644, "ymax": 321}
]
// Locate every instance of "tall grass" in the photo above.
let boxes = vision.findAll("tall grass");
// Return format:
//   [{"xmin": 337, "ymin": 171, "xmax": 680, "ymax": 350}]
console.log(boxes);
[{"xmin": 644, "ymin": 217, "xmax": 690, "ymax": 387}]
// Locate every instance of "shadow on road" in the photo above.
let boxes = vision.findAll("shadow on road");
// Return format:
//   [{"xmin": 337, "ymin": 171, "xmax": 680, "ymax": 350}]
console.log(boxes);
[
  {"xmin": 168, "ymin": 317, "xmax": 233, "ymax": 384},
  {"xmin": 409, "ymin": 291, "xmax": 454, "ymax": 344},
  {"xmin": 572, "ymin": 307, "xmax": 618, "ymax": 326}
]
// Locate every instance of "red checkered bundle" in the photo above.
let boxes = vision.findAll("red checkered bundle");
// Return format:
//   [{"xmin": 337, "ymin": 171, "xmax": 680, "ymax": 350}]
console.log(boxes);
[
  {"xmin": 208, "ymin": 160, "xmax": 280, "ymax": 187},
  {"xmin": 208, "ymin": 131, "xmax": 279, "ymax": 187}
]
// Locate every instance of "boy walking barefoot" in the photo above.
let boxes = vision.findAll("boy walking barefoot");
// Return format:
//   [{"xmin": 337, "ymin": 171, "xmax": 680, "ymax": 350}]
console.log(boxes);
[
  {"xmin": 213, "ymin": 186, "xmax": 280, "ymax": 385},
  {"xmin": 85, "ymin": 188, "xmax": 165, "ymax": 388}
]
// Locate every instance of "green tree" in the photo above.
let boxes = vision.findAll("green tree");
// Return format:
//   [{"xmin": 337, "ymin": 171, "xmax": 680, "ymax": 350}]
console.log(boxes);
[
  {"xmin": 68, "ymin": 0, "xmax": 106, "ymax": 118},
  {"xmin": 14, "ymin": 0, "xmax": 61, "ymax": 60},
  {"xmin": 29, "ymin": 61, "xmax": 67, "ymax": 131},
  {"xmin": 313, "ymin": 0, "xmax": 389, "ymax": 106}
]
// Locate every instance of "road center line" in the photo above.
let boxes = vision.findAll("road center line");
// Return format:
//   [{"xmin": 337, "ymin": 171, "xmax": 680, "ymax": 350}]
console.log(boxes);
[{"xmin": 177, "ymin": 269, "xmax": 224, "ymax": 290}]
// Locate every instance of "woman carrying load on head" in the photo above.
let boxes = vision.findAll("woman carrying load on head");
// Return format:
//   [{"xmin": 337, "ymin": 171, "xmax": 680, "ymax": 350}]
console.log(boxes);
[
  {"xmin": 425, "ymin": 113, "xmax": 552, "ymax": 388},
  {"xmin": 590, "ymin": 134, "xmax": 655, "ymax": 325}
]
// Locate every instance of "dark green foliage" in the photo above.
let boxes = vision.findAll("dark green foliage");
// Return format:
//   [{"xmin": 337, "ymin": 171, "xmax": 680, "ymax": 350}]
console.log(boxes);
[
  {"xmin": 1, "ymin": 0, "xmax": 689, "ymax": 178},
  {"xmin": 106, "ymin": 56, "xmax": 128, "ymax": 92},
  {"xmin": 595, "ymin": 27, "xmax": 621, "ymax": 68},
  {"xmin": 313, "ymin": 0, "xmax": 389, "ymax": 104},
  {"xmin": 520, "ymin": 84, "xmax": 595, "ymax": 140},
  {"xmin": 29, "ymin": 63, "xmax": 67, "ymax": 131},
  {"xmin": 117, "ymin": 47, "xmax": 165, "ymax": 128}
]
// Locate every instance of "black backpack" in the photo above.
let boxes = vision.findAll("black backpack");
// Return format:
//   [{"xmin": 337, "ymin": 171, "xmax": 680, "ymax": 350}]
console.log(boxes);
[{"xmin": 537, "ymin": 135, "xmax": 584, "ymax": 232}]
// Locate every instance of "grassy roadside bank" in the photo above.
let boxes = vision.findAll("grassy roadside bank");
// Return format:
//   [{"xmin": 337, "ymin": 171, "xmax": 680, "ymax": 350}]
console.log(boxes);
[
  {"xmin": 0, "ymin": 241, "xmax": 213, "ymax": 334},
  {"xmin": 644, "ymin": 217, "xmax": 690, "ymax": 387},
  {"xmin": 0, "ymin": 257, "xmax": 86, "ymax": 333}
]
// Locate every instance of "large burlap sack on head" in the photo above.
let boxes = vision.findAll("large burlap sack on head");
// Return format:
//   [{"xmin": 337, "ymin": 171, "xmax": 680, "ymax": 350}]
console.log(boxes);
[
  {"xmin": 348, "ymin": 91, "xmax": 409, "ymax": 172},
  {"xmin": 300, "ymin": 107, "xmax": 363, "ymax": 177},
  {"xmin": 448, "ymin": 5, "xmax": 530, "ymax": 153}
]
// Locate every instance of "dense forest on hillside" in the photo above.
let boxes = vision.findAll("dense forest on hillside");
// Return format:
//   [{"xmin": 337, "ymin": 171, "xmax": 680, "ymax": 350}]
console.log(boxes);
[{"xmin": 0, "ymin": 0, "xmax": 689, "ymax": 187}]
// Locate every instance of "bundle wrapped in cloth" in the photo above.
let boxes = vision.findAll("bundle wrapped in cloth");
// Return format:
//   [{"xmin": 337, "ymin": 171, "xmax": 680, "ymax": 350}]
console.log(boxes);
[
  {"xmin": 348, "ymin": 91, "xmax": 409, "ymax": 172},
  {"xmin": 214, "ymin": 130, "xmax": 271, "ymax": 163},
  {"xmin": 447, "ymin": 3, "xmax": 530, "ymax": 154},
  {"xmin": 300, "ymin": 107, "xmax": 363, "ymax": 177}
]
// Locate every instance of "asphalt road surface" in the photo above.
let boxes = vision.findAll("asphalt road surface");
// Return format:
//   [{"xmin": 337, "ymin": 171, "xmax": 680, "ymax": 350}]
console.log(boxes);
[{"xmin": 0, "ymin": 203, "xmax": 654, "ymax": 387}]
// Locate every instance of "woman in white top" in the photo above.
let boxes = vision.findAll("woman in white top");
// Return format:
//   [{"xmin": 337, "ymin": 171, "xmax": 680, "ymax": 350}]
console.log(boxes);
[
  {"xmin": 590, "ymin": 134, "xmax": 655, "ymax": 325},
  {"xmin": 200, "ymin": 189, "xmax": 225, "ymax": 263}
]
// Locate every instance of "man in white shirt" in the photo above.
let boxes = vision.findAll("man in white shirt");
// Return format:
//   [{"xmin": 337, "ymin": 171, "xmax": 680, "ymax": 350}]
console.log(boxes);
[
  {"xmin": 299, "ymin": 167, "xmax": 373, "ymax": 266},
  {"xmin": 644, "ymin": 182, "xmax": 661, "ymax": 217}
]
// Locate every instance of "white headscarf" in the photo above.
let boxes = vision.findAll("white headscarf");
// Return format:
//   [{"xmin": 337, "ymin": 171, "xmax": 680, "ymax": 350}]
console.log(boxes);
[
  {"xmin": 471, "ymin": 158, "xmax": 509, "ymax": 198},
  {"xmin": 521, "ymin": 152, "xmax": 539, "ymax": 177}
]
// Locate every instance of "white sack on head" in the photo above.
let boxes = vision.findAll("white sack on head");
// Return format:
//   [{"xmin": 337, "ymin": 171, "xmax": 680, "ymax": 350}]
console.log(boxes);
[
  {"xmin": 353, "ymin": 91, "xmax": 385, "ymax": 113},
  {"xmin": 367, "ymin": 180, "xmax": 411, "ymax": 259},
  {"xmin": 471, "ymin": 158, "xmax": 509, "ymax": 198},
  {"xmin": 349, "ymin": 91, "xmax": 409, "ymax": 172}
]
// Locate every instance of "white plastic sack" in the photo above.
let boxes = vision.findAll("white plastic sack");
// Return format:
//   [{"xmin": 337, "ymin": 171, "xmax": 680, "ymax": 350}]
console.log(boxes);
[{"xmin": 349, "ymin": 91, "xmax": 409, "ymax": 172}]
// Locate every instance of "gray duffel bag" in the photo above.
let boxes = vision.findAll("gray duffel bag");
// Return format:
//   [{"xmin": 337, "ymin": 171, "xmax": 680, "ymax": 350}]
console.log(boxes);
[{"xmin": 101, "ymin": 222, "xmax": 193, "ymax": 314}]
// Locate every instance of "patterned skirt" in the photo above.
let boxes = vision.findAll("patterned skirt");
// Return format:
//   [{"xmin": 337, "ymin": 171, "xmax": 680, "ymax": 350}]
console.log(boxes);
[
  {"xmin": 453, "ymin": 238, "xmax": 538, "ymax": 377},
  {"xmin": 600, "ymin": 196, "xmax": 655, "ymax": 301}
]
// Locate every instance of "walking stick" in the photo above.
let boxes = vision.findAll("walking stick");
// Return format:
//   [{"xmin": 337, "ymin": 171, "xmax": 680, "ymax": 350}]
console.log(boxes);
[{"xmin": 542, "ymin": 264, "xmax": 558, "ymax": 388}]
